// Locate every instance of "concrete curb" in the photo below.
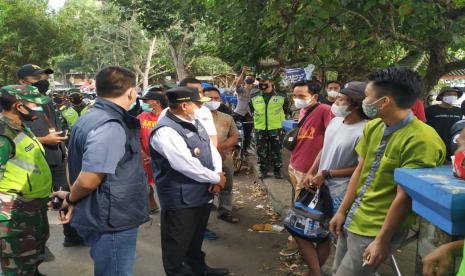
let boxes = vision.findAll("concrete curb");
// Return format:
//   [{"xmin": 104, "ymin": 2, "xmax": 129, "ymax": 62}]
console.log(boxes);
[{"xmin": 248, "ymin": 153, "xmax": 293, "ymax": 217}]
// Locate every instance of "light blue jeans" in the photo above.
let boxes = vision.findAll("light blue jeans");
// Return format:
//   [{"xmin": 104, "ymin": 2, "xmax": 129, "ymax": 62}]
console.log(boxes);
[{"xmin": 76, "ymin": 227, "xmax": 138, "ymax": 276}]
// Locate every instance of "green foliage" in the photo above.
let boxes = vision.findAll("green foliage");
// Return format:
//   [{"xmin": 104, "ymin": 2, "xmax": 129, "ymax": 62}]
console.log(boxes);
[{"xmin": 0, "ymin": 0, "xmax": 71, "ymax": 83}]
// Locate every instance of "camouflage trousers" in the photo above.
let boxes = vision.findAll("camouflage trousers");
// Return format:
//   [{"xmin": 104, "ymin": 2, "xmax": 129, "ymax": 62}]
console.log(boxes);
[
  {"xmin": 255, "ymin": 129, "xmax": 283, "ymax": 171},
  {"xmin": 0, "ymin": 193, "xmax": 49, "ymax": 276}
]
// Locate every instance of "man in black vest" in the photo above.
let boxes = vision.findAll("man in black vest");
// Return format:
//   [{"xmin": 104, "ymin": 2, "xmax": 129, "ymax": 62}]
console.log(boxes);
[
  {"xmin": 150, "ymin": 87, "xmax": 229, "ymax": 276},
  {"xmin": 53, "ymin": 66, "xmax": 149, "ymax": 275}
]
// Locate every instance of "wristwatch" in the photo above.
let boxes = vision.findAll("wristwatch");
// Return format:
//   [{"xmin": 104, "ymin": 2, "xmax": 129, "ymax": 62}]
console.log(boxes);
[{"xmin": 65, "ymin": 193, "xmax": 78, "ymax": 206}]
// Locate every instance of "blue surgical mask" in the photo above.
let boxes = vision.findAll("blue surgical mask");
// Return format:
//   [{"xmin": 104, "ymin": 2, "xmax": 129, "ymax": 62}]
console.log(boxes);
[
  {"xmin": 31, "ymin": 106, "xmax": 43, "ymax": 112},
  {"xmin": 141, "ymin": 102, "xmax": 153, "ymax": 112},
  {"xmin": 362, "ymin": 97, "xmax": 385, "ymax": 118}
]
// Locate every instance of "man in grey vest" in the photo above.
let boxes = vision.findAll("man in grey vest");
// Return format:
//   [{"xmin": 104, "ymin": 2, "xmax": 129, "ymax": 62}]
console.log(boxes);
[
  {"xmin": 53, "ymin": 66, "xmax": 149, "ymax": 276},
  {"xmin": 150, "ymin": 87, "xmax": 229, "ymax": 276}
]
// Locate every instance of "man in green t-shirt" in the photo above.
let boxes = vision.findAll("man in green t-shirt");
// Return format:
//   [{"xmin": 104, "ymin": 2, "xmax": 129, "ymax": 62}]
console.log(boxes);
[{"xmin": 329, "ymin": 67, "xmax": 446, "ymax": 276}]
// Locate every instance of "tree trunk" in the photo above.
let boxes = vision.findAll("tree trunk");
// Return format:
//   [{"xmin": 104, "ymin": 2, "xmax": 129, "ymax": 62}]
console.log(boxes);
[
  {"xmin": 142, "ymin": 37, "xmax": 156, "ymax": 90},
  {"xmin": 163, "ymin": 32, "xmax": 188, "ymax": 81},
  {"xmin": 422, "ymin": 46, "xmax": 447, "ymax": 100}
]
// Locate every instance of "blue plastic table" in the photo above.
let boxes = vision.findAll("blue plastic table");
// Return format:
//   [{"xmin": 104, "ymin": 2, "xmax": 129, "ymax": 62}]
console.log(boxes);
[{"xmin": 395, "ymin": 166, "xmax": 465, "ymax": 235}]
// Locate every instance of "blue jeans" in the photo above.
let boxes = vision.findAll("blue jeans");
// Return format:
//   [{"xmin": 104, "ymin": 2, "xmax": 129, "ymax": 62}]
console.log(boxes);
[{"xmin": 76, "ymin": 227, "xmax": 138, "ymax": 276}]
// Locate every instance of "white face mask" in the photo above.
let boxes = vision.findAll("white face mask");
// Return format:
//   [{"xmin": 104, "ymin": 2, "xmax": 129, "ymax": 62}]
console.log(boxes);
[
  {"xmin": 204, "ymin": 101, "xmax": 221, "ymax": 110},
  {"xmin": 443, "ymin": 96, "xmax": 458, "ymax": 105},
  {"xmin": 327, "ymin": 90, "xmax": 339, "ymax": 98},
  {"xmin": 294, "ymin": 98, "xmax": 311, "ymax": 109},
  {"xmin": 331, "ymin": 104, "xmax": 352, "ymax": 118},
  {"xmin": 193, "ymin": 108, "xmax": 202, "ymax": 120}
]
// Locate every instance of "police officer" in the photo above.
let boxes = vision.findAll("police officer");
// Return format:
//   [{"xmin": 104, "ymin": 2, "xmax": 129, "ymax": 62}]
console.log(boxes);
[
  {"xmin": 60, "ymin": 88, "xmax": 91, "ymax": 130},
  {"xmin": 52, "ymin": 66, "xmax": 149, "ymax": 275},
  {"xmin": 150, "ymin": 87, "xmax": 229, "ymax": 276},
  {"xmin": 0, "ymin": 85, "xmax": 52, "ymax": 275},
  {"xmin": 250, "ymin": 74, "xmax": 289, "ymax": 179},
  {"xmin": 17, "ymin": 64, "xmax": 83, "ymax": 247}
]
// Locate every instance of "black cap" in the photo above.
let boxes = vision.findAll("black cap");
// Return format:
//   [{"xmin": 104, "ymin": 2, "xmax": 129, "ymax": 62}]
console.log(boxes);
[
  {"xmin": 437, "ymin": 86, "xmax": 463, "ymax": 101},
  {"xmin": 140, "ymin": 90, "xmax": 165, "ymax": 101},
  {"xmin": 166, "ymin": 87, "xmax": 210, "ymax": 103},
  {"xmin": 340, "ymin": 81, "xmax": 367, "ymax": 103},
  {"xmin": 17, "ymin": 64, "xmax": 54, "ymax": 79}
]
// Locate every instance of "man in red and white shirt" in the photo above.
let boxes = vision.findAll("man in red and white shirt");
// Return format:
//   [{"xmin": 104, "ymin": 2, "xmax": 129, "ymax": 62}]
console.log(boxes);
[{"xmin": 137, "ymin": 87, "xmax": 167, "ymax": 213}]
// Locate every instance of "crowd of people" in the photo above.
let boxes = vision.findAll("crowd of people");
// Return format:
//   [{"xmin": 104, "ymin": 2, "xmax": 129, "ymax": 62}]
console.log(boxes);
[{"xmin": 0, "ymin": 63, "xmax": 464, "ymax": 276}]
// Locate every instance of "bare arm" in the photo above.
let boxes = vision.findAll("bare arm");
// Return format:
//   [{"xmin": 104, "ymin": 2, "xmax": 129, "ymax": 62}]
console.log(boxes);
[{"xmin": 68, "ymin": 172, "xmax": 105, "ymax": 202}]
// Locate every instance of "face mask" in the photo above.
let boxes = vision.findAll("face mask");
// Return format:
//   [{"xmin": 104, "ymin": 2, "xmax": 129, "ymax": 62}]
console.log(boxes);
[
  {"xmin": 258, "ymin": 83, "xmax": 269, "ymax": 91},
  {"xmin": 32, "ymin": 79, "xmax": 50, "ymax": 94},
  {"xmin": 30, "ymin": 106, "xmax": 43, "ymax": 112},
  {"xmin": 443, "ymin": 96, "xmax": 457, "ymax": 105},
  {"xmin": 362, "ymin": 97, "xmax": 385, "ymax": 119},
  {"xmin": 193, "ymin": 108, "xmax": 202, "ymax": 119},
  {"xmin": 245, "ymin": 79, "xmax": 254, "ymax": 85},
  {"xmin": 70, "ymin": 96, "xmax": 83, "ymax": 105},
  {"xmin": 129, "ymin": 102, "xmax": 136, "ymax": 110},
  {"xmin": 204, "ymin": 101, "xmax": 221, "ymax": 110},
  {"xmin": 141, "ymin": 102, "xmax": 153, "ymax": 112},
  {"xmin": 331, "ymin": 104, "xmax": 351, "ymax": 117},
  {"xmin": 327, "ymin": 90, "xmax": 339, "ymax": 98},
  {"xmin": 18, "ymin": 105, "xmax": 37, "ymax": 121},
  {"xmin": 53, "ymin": 97, "xmax": 64, "ymax": 105},
  {"xmin": 294, "ymin": 98, "xmax": 311, "ymax": 109}
]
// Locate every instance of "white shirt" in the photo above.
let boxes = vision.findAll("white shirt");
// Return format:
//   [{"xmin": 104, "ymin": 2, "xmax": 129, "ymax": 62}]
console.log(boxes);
[
  {"xmin": 159, "ymin": 105, "xmax": 217, "ymax": 136},
  {"xmin": 150, "ymin": 113, "xmax": 222, "ymax": 184}
]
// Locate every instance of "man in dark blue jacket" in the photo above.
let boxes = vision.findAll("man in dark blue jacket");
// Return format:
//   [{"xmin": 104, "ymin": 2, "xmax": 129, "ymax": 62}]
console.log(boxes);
[
  {"xmin": 150, "ymin": 87, "xmax": 229, "ymax": 276},
  {"xmin": 53, "ymin": 66, "xmax": 149, "ymax": 276}
]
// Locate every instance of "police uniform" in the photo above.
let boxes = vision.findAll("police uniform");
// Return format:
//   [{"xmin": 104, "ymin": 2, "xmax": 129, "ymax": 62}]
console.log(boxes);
[
  {"xmin": 150, "ymin": 87, "xmax": 229, "ymax": 276},
  {"xmin": 60, "ymin": 89, "xmax": 91, "ymax": 130},
  {"xmin": 250, "ymin": 89, "xmax": 289, "ymax": 178},
  {"xmin": 0, "ymin": 85, "xmax": 52, "ymax": 275}
]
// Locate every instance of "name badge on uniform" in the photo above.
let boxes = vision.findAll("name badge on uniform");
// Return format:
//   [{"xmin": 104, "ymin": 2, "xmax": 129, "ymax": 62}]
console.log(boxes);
[{"xmin": 193, "ymin": 147, "xmax": 201, "ymax": 157}]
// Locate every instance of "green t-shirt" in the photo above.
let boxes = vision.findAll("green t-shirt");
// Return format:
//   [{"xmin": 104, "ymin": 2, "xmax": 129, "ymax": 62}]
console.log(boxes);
[
  {"xmin": 459, "ymin": 246, "xmax": 465, "ymax": 276},
  {"xmin": 347, "ymin": 117, "xmax": 446, "ymax": 237}
]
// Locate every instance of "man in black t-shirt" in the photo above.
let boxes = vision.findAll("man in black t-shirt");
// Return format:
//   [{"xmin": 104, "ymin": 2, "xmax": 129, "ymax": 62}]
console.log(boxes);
[{"xmin": 426, "ymin": 86, "xmax": 463, "ymax": 157}]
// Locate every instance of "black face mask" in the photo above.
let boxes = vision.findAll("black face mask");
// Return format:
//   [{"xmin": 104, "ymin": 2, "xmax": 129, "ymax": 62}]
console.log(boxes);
[
  {"xmin": 17, "ymin": 105, "xmax": 37, "ymax": 122},
  {"xmin": 32, "ymin": 79, "xmax": 50, "ymax": 94},
  {"xmin": 258, "ymin": 83, "xmax": 269, "ymax": 91},
  {"xmin": 245, "ymin": 79, "xmax": 254, "ymax": 85},
  {"xmin": 70, "ymin": 95, "xmax": 83, "ymax": 105},
  {"xmin": 53, "ymin": 97, "xmax": 64, "ymax": 105}
]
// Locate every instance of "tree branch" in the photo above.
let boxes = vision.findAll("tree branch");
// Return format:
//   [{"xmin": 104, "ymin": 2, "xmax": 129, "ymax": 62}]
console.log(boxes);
[{"xmin": 444, "ymin": 58, "xmax": 465, "ymax": 74}]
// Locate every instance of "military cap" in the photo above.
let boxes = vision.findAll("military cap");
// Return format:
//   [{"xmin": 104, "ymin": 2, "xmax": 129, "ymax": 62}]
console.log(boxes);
[
  {"xmin": 0, "ymin": 85, "xmax": 50, "ymax": 104},
  {"xmin": 166, "ymin": 87, "xmax": 210, "ymax": 103},
  {"xmin": 17, "ymin": 64, "xmax": 54, "ymax": 79}
]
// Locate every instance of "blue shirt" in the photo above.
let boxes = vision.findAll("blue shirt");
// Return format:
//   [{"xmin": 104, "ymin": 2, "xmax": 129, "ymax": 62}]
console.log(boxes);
[{"xmin": 81, "ymin": 122, "xmax": 126, "ymax": 174}]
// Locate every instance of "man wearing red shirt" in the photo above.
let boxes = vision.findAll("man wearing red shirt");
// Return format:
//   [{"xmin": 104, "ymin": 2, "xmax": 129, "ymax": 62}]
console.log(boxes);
[
  {"xmin": 138, "ymin": 88, "xmax": 167, "ymax": 213},
  {"xmin": 289, "ymin": 81, "xmax": 334, "ymax": 199}
]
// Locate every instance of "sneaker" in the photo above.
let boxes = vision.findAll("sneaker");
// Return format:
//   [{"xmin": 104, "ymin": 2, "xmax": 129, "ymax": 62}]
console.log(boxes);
[{"xmin": 203, "ymin": 228, "xmax": 218, "ymax": 241}]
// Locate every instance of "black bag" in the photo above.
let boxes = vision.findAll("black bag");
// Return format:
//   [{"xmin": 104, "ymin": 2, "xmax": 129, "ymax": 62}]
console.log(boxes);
[
  {"xmin": 282, "ymin": 104, "xmax": 319, "ymax": 151},
  {"xmin": 283, "ymin": 186, "xmax": 334, "ymax": 242}
]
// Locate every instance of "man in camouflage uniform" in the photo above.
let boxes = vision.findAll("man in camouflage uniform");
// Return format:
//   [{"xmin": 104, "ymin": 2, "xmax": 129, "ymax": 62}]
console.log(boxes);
[
  {"xmin": 0, "ymin": 85, "xmax": 52, "ymax": 275},
  {"xmin": 250, "ymin": 74, "xmax": 290, "ymax": 179}
]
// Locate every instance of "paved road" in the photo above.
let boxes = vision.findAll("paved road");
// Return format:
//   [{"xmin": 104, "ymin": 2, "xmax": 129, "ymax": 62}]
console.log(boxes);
[{"xmin": 40, "ymin": 172, "xmax": 288, "ymax": 276}]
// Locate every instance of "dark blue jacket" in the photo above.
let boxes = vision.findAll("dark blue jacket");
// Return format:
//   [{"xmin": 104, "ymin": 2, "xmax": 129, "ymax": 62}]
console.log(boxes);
[
  {"xmin": 68, "ymin": 98, "xmax": 149, "ymax": 232},
  {"xmin": 150, "ymin": 111, "xmax": 214, "ymax": 210}
]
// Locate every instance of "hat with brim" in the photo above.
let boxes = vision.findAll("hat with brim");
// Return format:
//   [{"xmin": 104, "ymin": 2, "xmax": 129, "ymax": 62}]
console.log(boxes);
[
  {"xmin": 437, "ymin": 87, "xmax": 463, "ymax": 101},
  {"xmin": 166, "ymin": 87, "xmax": 211, "ymax": 103},
  {"xmin": 17, "ymin": 64, "xmax": 54, "ymax": 79},
  {"xmin": 1, "ymin": 85, "xmax": 50, "ymax": 104},
  {"xmin": 340, "ymin": 81, "xmax": 367, "ymax": 103}
]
